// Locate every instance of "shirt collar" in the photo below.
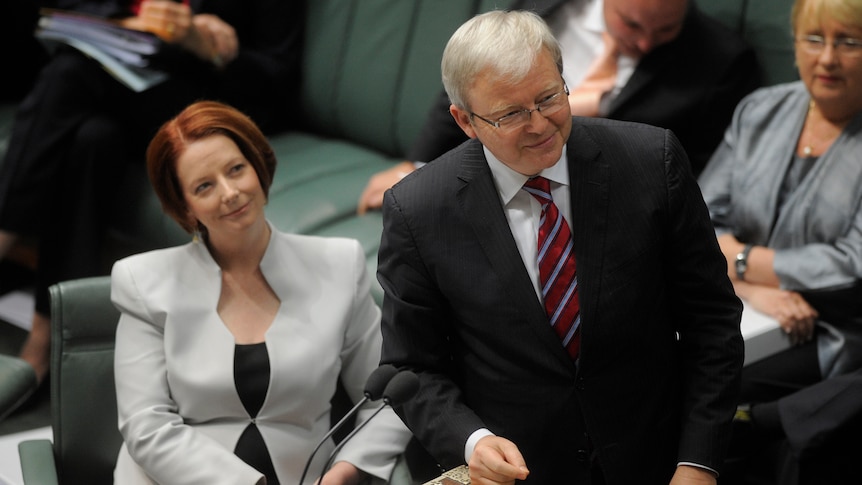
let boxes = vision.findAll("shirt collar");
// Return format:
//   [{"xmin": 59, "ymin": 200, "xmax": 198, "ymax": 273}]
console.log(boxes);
[{"xmin": 483, "ymin": 145, "xmax": 570, "ymax": 206}]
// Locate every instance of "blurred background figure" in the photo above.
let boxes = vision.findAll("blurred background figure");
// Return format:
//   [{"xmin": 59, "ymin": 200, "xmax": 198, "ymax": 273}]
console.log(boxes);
[
  {"xmin": 0, "ymin": 0, "xmax": 50, "ymax": 103},
  {"xmin": 0, "ymin": 0, "xmax": 302, "ymax": 392},
  {"xmin": 357, "ymin": 0, "xmax": 761, "ymax": 213},
  {"xmin": 698, "ymin": 0, "xmax": 862, "ymax": 482}
]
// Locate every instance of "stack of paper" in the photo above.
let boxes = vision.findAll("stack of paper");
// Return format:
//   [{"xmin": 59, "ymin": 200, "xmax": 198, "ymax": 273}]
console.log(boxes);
[
  {"xmin": 740, "ymin": 300, "xmax": 792, "ymax": 366},
  {"xmin": 35, "ymin": 9, "xmax": 169, "ymax": 92}
]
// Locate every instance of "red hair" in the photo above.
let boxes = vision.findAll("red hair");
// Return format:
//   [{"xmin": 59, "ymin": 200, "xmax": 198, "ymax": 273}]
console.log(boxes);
[{"xmin": 146, "ymin": 100, "xmax": 277, "ymax": 234}]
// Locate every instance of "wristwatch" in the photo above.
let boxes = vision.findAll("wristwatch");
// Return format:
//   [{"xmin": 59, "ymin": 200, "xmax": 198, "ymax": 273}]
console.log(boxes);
[{"xmin": 735, "ymin": 244, "xmax": 754, "ymax": 281}]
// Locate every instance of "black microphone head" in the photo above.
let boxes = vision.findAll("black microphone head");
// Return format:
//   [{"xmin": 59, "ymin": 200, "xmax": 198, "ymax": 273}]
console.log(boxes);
[
  {"xmin": 364, "ymin": 364, "xmax": 399, "ymax": 401},
  {"xmin": 382, "ymin": 370, "xmax": 419, "ymax": 406}
]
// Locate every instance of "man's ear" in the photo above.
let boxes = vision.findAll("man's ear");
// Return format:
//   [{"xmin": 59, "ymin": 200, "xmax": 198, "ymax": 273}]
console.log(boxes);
[{"xmin": 450, "ymin": 104, "xmax": 478, "ymax": 139}]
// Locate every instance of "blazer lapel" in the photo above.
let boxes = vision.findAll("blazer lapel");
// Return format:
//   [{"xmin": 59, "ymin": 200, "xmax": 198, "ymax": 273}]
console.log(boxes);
[{"xmin": 456, "ymin": 141, "xmax": 576, "ymax": 369}]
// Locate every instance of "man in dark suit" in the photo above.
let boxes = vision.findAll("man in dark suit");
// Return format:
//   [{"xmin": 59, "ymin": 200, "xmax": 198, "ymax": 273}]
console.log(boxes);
[
  {"xmin": 378, "ymin": 10, "xmax": 743, "ymax": 485},
  {"xmin": 358, "ymin": 0, "xmax": 760, "ymax": 213}
]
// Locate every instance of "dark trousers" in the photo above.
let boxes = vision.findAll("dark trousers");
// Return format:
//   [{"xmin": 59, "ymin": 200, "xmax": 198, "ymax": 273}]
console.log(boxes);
[
  {"xmin": 722, "ymin": 341, "xmax": 822, "ymax": 485},
  {"xmin": 0, "ymin": 49, "xmax": 218, "ymax": 314}
]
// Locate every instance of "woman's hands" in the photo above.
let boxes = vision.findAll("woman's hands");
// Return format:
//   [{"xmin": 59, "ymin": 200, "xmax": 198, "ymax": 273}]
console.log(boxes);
[
  {"xmin": 716, "ymin": 234, "xmax": 816, "ymax": 344},
  {"xmin": 120, "ymin": 0, "xmax": 238, "ymax": 67},
  {"xmin": 744, "ymin": 285, "xmax": 817, "ymax": 345}
]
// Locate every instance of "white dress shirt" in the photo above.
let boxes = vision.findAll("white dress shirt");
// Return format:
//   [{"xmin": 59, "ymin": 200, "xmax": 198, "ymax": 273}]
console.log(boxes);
[
  {"xmin": 464, "ymin": 146, "xmax": 571, "ymax": 462},
  {"xmin": 548, "ymin": 0, "xmax": 637, "ymax": 116}
]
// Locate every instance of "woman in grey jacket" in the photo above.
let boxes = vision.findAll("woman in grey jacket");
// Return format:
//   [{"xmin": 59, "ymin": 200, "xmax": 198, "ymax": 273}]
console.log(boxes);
[{"xmin": 698, "ymin": 0, "xmax": 862, "ymax": 481}]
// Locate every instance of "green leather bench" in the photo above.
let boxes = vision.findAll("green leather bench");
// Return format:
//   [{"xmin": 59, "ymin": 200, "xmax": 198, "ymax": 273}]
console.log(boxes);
[
  {"xmin": 101, "ymin": 0, "xmax": 511, "ymax": 305},
  {"xmin": 99, "ymin": 0, "xmax": 800, "ymax": 306},
  {"xmin": 3, "ymin": 0, "xmax": 803, "ymax": 482},
  {"xmin": 0, "ymin": 0, "xmax": 798, "ymax": 307}
]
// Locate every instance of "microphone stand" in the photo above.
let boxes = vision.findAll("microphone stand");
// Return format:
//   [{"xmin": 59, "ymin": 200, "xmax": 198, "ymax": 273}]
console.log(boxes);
[
  {"xmin": 297, "ymin": 365, "xmax": 397, "ymax": 485},
  {"xmin": 315, "ymin": 402, "xmax": 389, "ymax": 483},
  {"xmin": 314, "ymin": 371, "xmax": 418, "ymax": 484}
]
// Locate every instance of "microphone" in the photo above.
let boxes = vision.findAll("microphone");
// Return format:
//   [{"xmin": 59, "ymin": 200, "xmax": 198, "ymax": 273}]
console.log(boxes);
[
  {"xmin": 314, "ymin": 370, "xmax": 420, "ymax": 484},
  {"xmin": 297, "ymin": 364, "xmax": 398, "ymax": 485}
]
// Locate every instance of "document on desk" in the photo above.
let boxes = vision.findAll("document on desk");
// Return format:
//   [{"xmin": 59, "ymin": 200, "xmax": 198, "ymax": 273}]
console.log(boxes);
[
  {"xmin": 423, "ymin": 465, "xmax": 470, "ymax": 485},
  {"xmin": 740, "ymin": 300, "xmax": 792, "ymax": 366}
]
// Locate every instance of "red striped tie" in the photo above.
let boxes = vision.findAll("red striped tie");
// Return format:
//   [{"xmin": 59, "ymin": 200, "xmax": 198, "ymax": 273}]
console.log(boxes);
[{"xmin": 523, "ymin": 177, "xmax": 581, "ymax": 359}]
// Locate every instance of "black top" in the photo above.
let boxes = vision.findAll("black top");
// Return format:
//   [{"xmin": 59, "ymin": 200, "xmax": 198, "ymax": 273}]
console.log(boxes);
[{"xmin": 234, "ymin": 342, "xmax": 279, "ymax": 484}]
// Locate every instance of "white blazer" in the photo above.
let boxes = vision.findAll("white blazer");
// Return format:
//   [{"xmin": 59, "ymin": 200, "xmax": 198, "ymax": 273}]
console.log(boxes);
[{"xmin": 111, "ymin": 227, "xmax": 410, "ymax": 484}]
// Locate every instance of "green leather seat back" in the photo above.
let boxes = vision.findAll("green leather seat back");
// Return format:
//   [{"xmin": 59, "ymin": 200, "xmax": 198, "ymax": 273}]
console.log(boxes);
[
  {"xmin": 300, "ymin": 0, "xmax": 494, "ymax": 158},
  {"xmin": 696, "ymin": 0, "xmax": 747, "ymax": 31},
  {"xmin": 264, "ymin": 132, "xmax": 393, "ymax": 233},
  {"xmin": 49, "ymin": 276, "xmax": 121, "ymax": 485},
  {"xmin": 743, "ymin": 0, "xmax": 797, "ymax": 85},
  {"xmin": 697, "ymin": 0, "xmax": 797, "ymax": 86}
]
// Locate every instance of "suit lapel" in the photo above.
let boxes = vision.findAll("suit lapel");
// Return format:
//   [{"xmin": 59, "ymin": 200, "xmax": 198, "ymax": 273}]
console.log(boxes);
[
  {"xmin": 609, "ymin": 5, "xmax": 697, "ymax": 114},
  {"xmin": 609, "ymin": 48, "xmax": 672, "ymax": 115},
  {"xmin": 566, "ymin": 122, "xmax": 609, "ymax": 356},
  {"xmin": 456, "ymin": 141, "xmax": 576, "ymax": 369}
]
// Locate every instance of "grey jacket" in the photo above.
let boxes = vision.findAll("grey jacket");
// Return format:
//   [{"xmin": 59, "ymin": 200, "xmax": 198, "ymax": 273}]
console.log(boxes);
[{"xmin": 700, "ymin": 81, "xmax": 862, "ymax": 377}]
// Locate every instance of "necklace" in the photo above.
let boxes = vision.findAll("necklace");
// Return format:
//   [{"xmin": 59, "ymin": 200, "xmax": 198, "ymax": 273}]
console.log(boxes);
[{"xmin": 802, "ymin": 100, "xmax": 815, "ymax": 157}]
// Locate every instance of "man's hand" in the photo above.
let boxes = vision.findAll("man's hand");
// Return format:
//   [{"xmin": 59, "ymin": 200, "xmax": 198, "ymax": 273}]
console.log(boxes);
[
  {"xmin": 316, "ymin": 460, "xmax": 364, "ymax": 485},
  {"xmin": 191, "ymin": 13, "xmax": 238, "ymax": 67},
  {"xmin": 468, "ymin": 436, "xmax": 529, "ymax": 485},
  {"xmin": 122, "ymin": 1, "xmax": 237, "ymax": 67},
  {"xmin": 357, "ymin": 161, "xmax": 415, "ymax": 214},
  {"xmin": 669, "ymin": 465, "xmax": 717, "ymax": 485},
  {"xmin": 123, "ymin": 0, "xmax": 193, "ymax": 42}
]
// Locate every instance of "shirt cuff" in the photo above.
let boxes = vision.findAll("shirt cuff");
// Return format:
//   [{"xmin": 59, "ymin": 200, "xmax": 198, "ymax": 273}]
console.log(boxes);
[
  {"xmin": 678, "ymin": 462, "xmax": 719, "ymax": 477},
  {"xmin": 464, "ymin": 428, "xmax": 495, "ymax": 463}
]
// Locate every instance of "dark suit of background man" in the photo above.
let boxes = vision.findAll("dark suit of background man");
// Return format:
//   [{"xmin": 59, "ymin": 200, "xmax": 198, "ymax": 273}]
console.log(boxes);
[
  {"xmin": 357, "ymin": 0, "xmax": 760, "ymax": 214},
  {"xmin": 378, "ymin": 9, "xmax": 743, "ymax": 485}
]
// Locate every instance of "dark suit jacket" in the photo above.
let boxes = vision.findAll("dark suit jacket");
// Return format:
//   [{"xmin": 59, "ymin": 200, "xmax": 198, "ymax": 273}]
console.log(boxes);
[
  {"xmin": 408, "ymin": 0, "xmax": 760, "ymax": 176},
  {"xmin": 379, "ymin": 118, "xmax": 744, "ymax": 484}
]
